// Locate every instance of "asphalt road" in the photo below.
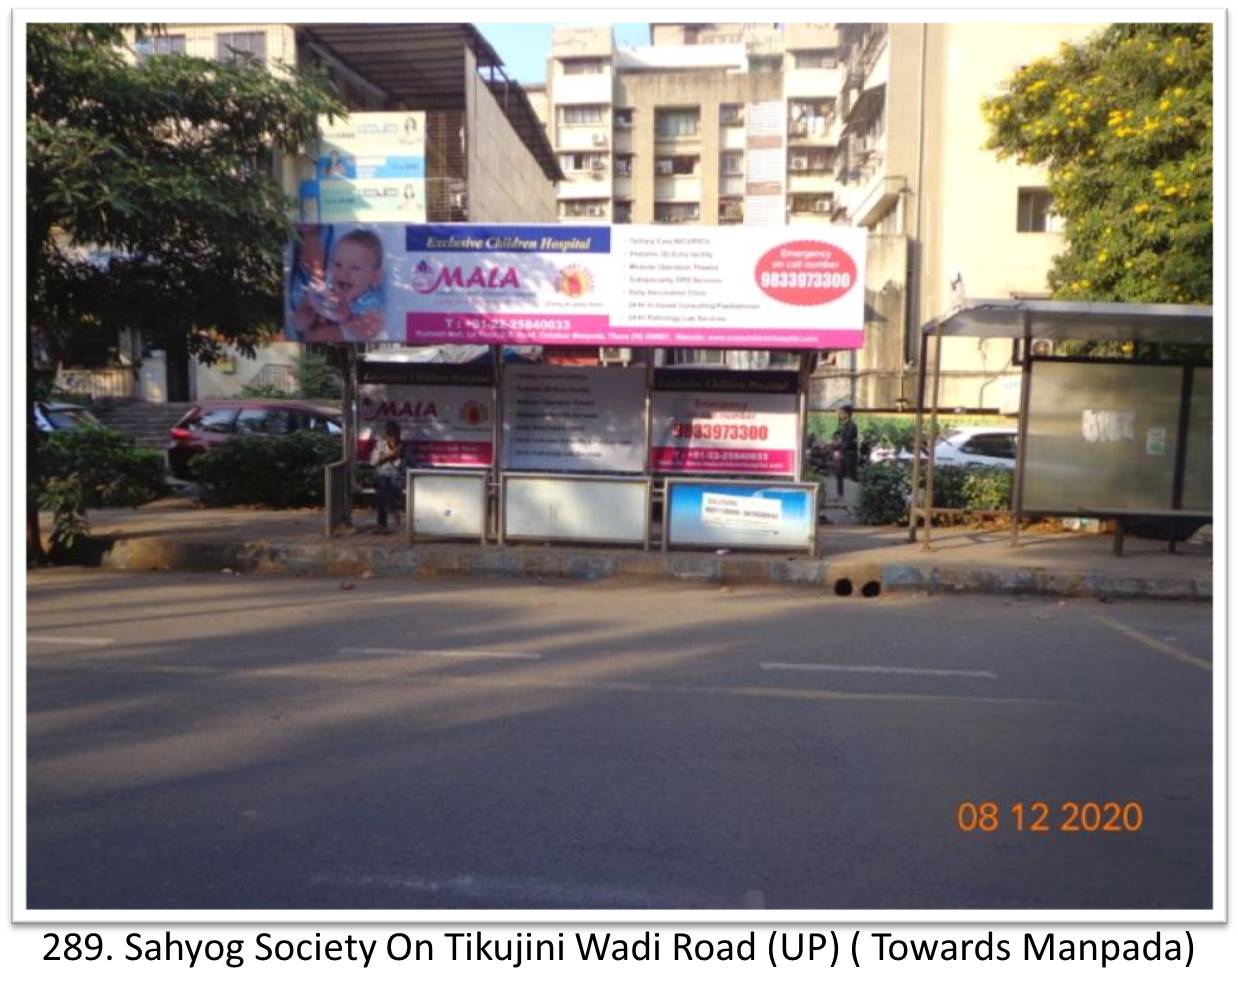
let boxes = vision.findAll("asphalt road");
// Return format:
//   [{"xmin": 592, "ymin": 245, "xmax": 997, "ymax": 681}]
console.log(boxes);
[{"xmin": 25, "ymin": 568, "xmax": 1213, "ymax": 910}]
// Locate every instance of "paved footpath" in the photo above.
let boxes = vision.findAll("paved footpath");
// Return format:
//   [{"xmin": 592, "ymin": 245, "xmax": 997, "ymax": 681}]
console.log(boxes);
[{"xmin": 62, "ymin": 498, "xmax": 1213, "ymax": 601}]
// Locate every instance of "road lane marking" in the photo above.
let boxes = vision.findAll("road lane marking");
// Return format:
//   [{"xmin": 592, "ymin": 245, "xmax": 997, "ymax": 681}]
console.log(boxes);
[
  {"xmin": 339, "ymin": 647, "xmax": 543, "ymax": 660},
  {"xmin": 760, "ymin": 662, "xmax": 998, "ymax": 680},
  {"xmin": 1089, "ymin": 614, "xmax": 1211, "ymax": 672},
  {"xmin": 27, "ymin": 635, "xmax": 115, "ymax": 646}
]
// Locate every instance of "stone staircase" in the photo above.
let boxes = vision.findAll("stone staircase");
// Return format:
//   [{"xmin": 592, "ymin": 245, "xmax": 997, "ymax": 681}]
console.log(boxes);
[{"xmin": 92, "ymin": 400, "xmax": 195, "ymax": 451}]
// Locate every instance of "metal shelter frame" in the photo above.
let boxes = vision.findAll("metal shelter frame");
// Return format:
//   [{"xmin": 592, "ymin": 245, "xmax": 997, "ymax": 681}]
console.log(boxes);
[{"xmin": 909, "ymin": 299, "xmax": 1213, "ymax": 550}]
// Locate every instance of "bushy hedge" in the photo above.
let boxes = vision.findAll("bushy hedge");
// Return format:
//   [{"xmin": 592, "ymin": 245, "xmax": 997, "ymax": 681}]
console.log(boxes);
[
  {"xmin": 856, "ymin": 462, "xmax": 1014, "ymax": 526},
  {"xmin": 191, "ymin": 432, "xmax": 342, "ymax": 507},
  {"xmin": 39, "ymin": 428, "xmax": 166, "ymax": 507}
]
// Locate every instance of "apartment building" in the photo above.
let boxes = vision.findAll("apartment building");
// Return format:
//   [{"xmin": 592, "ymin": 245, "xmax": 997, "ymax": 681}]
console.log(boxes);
[
  {"xmin": 545, "ymin": 23, "xmax": 844, "ymax": 228},
  {"xmin": 825, "ymin": 22, "xmax": 1102, "ymax": 409},
  {"xmin": 94, "ymin": 22, "xmax": 560, "ymax": 402}
]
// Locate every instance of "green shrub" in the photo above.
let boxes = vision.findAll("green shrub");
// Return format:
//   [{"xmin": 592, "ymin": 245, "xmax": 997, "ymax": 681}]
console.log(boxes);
[
  {"xmin": 855, "ymin": 461, "xmax": 1014, "ymax": 525},
  {"xmin": 856, "ymin": 461, "xmax": 911, "ymax": 525},
  {"xmin": 298, "ymin": 349, "xmax": 342, "ymax": 400},
  {"xmin": 39, "ymin": 428, "xmax": 166, "ymax": 507},
  {"xmin": 191, "ymin": 431, "xmax": 342, "ymax": 507},
  {"xmin": 961, "ymin": 466, "xmax": 1013, "ymax": 511},
  {"xmin": 39, "ymin": 474, "xmax": 89, "ymax": 551}
]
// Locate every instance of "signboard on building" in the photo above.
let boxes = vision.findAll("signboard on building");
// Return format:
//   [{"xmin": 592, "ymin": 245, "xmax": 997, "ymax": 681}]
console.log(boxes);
[
  {"xmin": 357, "ymin": 365, "xmax": 493, "ymax": 468},
  {"xmin": 664, "ymin": 480, "xmax": 817, "ymax": 551},
  {"xmin": 286, "ymin": 222, "xmax": 865, "ymax": 349},
  {"xmin": 501, "ymin": 365, "xmax": 646, "ymax": 474},
  {"xmin": 299, "ymin": 112, "xmax": 426, "ymax": 223},
  {"xmin": 651, "ymin": 369, "xmax": 800, "ymax": 477}
]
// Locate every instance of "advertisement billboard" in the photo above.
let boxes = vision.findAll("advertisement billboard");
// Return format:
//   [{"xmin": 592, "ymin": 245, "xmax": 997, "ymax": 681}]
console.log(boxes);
[
  {"xmin": 285, "ymin": 223, "xmax": 865, "ymax": 349},
  {"xmin": 299, "ymin": 112, "xmax": 426, "ymax": 223},
  {"xmin": 503, "ymin": 475, "xmax": 650, "ymax": 546},
  {"xmin": 651, "ymin": 369, "xmax": 800, "ymax": 477},
  {"xmin": 357, "ymin": 366, "xmax": 493, "ymax": 469},
  {"xmin": 664, "ymin": 480, "xmax": 818, "ymax": 551},
  {"xmin": 501, "ymin": 365, "xmax": 646, "ymax": 474}
]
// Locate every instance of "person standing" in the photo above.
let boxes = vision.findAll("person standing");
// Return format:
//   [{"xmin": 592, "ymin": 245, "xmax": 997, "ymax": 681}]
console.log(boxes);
[
  {"xmin": 833, "ymin": 403, "xmax": 860, "ymax": 499},
  {"xmin": 370, "ymin": 420, "xmax": 404, "ymax": 534}
]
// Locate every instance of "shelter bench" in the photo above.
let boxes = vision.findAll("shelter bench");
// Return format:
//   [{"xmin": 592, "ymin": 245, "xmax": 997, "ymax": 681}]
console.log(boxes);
[{"xmin": 1076, "ymin": 508, "xmax": 1212, "ymax": 557}]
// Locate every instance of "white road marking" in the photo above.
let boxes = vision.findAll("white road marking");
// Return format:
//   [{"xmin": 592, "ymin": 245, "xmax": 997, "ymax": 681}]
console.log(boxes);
[
  {"xmin": 27, "ymin": 635, "xmax": 115, "ymax": 646},
  {"xmin": 759, "ymin": 661, "xmax": 998, "ymax": 680},
  {"xmin": 338, "ymin": 647, "xmax": 543, "ymax": 660}
]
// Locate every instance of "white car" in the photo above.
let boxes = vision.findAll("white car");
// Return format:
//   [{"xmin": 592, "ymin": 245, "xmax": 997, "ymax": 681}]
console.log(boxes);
[{"xmin": 871, "ymin": 426, "xmax": 1017, "ymax": 469}]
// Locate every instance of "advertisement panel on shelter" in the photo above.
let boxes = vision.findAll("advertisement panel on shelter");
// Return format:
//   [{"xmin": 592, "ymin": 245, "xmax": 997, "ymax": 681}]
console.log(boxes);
[
  {"xmin": 666, "ymin": 481, "xmax": 816, "ymax": 551},
  {"xmin": 299, "ymin": 112, "xmax": 426, "ymax": 223},
  {"xmin": 285, "ymin": 223, "xmax": 865, "ymax": 349},
  {"xmin": 357, "ymin": 369, "xmax": 493, "ymax": 468},
  {"xmin": 651, "ymin": 369, "xmax": 799, "ymax": 477},
  {"xmin": 501, "ymin": 365, "xmax": 646, "ymax": 474}
]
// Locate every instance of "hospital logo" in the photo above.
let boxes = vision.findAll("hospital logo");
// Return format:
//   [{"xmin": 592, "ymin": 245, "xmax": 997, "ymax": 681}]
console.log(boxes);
[
  {"xmin": 558, "ymin": 265, "xmax": 592, "ymax": 299},
  {"xmin": 411, "ymin": 259, "xmax": 521, "ymax": 294}
]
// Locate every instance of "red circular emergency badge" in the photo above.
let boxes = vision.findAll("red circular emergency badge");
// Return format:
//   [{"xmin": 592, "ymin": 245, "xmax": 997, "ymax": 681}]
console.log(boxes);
[{"xmin": 754, "ymin": 240, "xmax": 857, "ymax": 306}]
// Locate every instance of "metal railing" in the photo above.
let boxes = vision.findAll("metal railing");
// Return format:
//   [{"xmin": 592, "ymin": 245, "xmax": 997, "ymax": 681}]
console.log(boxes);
[
  {"xmin": 246, "ymin": 363, "xmax": 298, "ymax": 396},
  {"xmin": 55, "ymin": 367, "xmax": 136, "ymax": 400}
]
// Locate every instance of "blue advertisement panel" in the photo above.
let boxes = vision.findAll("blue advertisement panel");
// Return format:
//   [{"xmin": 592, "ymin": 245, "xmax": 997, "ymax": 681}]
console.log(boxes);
[{"xmin": 666, "ymin": 480, "xmax": 817, "ymax": 551}]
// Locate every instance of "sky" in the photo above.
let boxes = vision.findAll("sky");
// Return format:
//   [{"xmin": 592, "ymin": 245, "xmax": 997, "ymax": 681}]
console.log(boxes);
[{"xmin": 476, "ymin": 23, "xmax": 650, "ymax": 84}]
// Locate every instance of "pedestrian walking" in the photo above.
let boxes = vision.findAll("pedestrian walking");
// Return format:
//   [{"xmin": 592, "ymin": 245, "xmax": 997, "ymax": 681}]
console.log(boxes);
[
  {"xmin": 833, "ymin": 403, "xmax": 859, "ymax": 499},
  {"xmin": 370, "ymin": 420, "xmax": 404, "ymax": 534}
]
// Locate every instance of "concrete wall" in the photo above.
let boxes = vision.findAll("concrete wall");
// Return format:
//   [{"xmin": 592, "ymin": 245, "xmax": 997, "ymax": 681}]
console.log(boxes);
[
  {"xmin": 465, "ymin": 49, "xmax": 558, "ymax": 223},
  {"xmin": 192, "ymin": 341, "xmax": 303, "ymax": 400}
]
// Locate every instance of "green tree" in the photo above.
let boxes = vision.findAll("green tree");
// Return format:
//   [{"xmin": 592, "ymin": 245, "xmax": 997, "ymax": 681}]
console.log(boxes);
[
  {"xmin": 26, "ymin": 23, "xmax": 343, "ymax": 561},
  {"xmin": 982, "ymin": 23, "xmax": 1211, "ymax": 305}
]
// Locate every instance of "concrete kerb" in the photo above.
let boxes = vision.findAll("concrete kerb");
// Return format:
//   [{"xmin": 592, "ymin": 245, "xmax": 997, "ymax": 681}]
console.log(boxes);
[{"xmin": 90, "ymin": 534, "xmax": 1210, "ymax": 601}]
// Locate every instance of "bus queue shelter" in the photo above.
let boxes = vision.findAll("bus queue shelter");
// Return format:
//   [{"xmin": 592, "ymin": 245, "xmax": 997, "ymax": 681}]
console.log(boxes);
[{"xmin": 910, "ymin": 299, "xmax": 1214, "ymax": 551}]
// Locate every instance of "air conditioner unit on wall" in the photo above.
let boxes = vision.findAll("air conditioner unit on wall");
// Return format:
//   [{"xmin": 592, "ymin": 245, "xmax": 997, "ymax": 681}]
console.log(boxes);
[
  {"xmin": 591, "ymin": 132, "xmax": 606, "ymax": 146},
  {"xmin": 790, "ymin": 155, "xmax": 809, "ymax": 170}
]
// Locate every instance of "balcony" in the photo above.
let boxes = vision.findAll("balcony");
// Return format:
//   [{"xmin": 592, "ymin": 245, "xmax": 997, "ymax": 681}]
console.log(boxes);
[
  {"xmin": 557, "ymin": 123, "xmax": 610, "ymax": 151},
  {"xmin": 559, "ymin": 173, "xmax": 613, "ymax": 200},
  {"xmin": 654, "ymin": 173, "xmax": 702, "ymax": 201},
  {"xmin": 788, "ymin": 114, "xmax": 839, "ymax": 145},
  {"xmin": 787, "ymin": 171, "xmax": 834, "ymax": 194},
  {"xmin": 785, "ymin": 65, "xmax": 845, "ymax": 99},
  {"xmin": 720, "ymin": 174, "xmax": 745, "ymax": 197},
  {"xmin": 552, "ymin": 71, "xmax": 613, "ymax": 105}
]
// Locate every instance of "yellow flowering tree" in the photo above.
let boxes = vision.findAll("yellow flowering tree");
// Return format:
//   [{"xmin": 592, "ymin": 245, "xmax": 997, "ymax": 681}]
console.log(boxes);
[{"xmin": 983, "ymin": 23, "xmax": 1211, "ymax": 304}]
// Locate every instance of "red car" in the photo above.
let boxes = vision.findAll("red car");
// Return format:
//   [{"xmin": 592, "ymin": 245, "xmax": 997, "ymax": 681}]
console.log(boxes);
[{"xmin": 167, "ymin": 400, "xmax": 341, "ymax": 479}]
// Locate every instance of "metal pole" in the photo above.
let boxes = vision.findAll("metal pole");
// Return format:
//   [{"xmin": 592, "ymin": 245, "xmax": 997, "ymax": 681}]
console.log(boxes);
[
  {"xmin": 921, "ymin": 332, "xmax": 943, "ymax": 551},
  {"xmin": 908, "ymin": 327, "xmax": 931, "ymax": 543},
  {"xmin": 1010, "ymin": 314, "xmax": 1034, "ymax": 547},
  {"xmin": 342, "ymin": 344, "xmax": 358, "ymax": 526},
  {"xmin": 1170, "ymin": 364, "xmax": 1194, "ymax": 511},
  {"xmin": 491, "ymin": 344, "xmax": 503, "ymax": 545},
  {"xmin": 796, "ymin": 352, "xmax": 809, "ymax": 483}
]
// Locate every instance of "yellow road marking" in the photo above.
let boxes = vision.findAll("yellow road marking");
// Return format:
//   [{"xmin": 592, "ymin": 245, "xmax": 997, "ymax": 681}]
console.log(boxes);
[{"xmin": 1090, "ymin": 614, "xmax": 1211, "ymax": 672}]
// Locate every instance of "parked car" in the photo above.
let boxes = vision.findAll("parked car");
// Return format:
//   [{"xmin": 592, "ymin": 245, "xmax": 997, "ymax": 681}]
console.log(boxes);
[
  {"xmin": 871, "ymin": 426, "xmax": 1017, "ymax": 469},
  {"xmin": 167, "ymin": 400, "xmax": 341, "ymax": 479},
  {"xmin": 33, "ymin": 401, "xmax": 104, "ymax": 433}
]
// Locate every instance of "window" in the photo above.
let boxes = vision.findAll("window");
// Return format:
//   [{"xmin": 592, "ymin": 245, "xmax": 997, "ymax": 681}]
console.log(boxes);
[
  {"xmin": 135, "ymin": 33, "xmax": 185, "ymax": 62},
  {"xmin": 1017, "ymin": 188, "xmax": 1061, "ymax": 233},
  {"xmin": 559, "ymin": 105, "xmax": 605, "ymax": 126},
  {"xmin": 959, "ymin": 433, "xmax": 1017, "ymax": 460},
  {"xmin": 615, "ymin": 155, "xmax": 633, "ymax": 177},
  {"xmin": 614, "ymin": 200, "xmax": 632, "ymax": 224},
  {"xmin": 655, "ymin": 156, "xmax": 698, "ymax": 176},
  {"xmin": 614, "ymin": 108, "xmax": 634, "ymax": 129},
  {"xmin": 560, "ymin": 200, "xmax": 609, "ymax": 219},
  {"xmin": 749, "ymin": 55, "xmax": 782, "ymax": 72},
  {"xmin": 654, "ymin": 202, "xmax": 700, "ymax": 224},
  {"xmin": 559, "ymin": 153, "xmax": 608, "ymax": 173},
  {"xmin": 794, "ymin": 49, "xmax": 837, "ymax": 69},
  {"xmin": 719, "ymin": 104, "xmax": 744, "ymax": 127},
  {"xmin": 655, "ymin": 107, "xmax": 700, "ymax": 139},
  {"xmin": 562, "ymin": 58, "xmax": 605, "ymax": 75},
  {"xmin": 236, "ymin": 408, "xmax": 293, "ymax": 435},
  {"xmin": 188, "ymin": 408, "xmax": 239, "ymax": 434},
  {"xmin": 215, "ymin": 31, "xmax": 267, "ymax": 62},
  {"xmin": 721, "ymin": 152, "xmax": 744, "ymax": 176},
  {"xmin": 670, "ymin": 349, "xmax": 725, "ymax": 366},
  {"xmin": 719, "ymin": 199, "xmax": 744, "ymax": 224},
  {"xmin": 789, "ymin": 193, "xmax": 832, "ymax": 214}
]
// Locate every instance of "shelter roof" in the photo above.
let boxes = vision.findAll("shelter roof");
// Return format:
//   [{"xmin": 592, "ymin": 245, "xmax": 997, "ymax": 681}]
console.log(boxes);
[{"xmin": 923, "ymin": 299, "xmax": 1212, "ymax": 344}]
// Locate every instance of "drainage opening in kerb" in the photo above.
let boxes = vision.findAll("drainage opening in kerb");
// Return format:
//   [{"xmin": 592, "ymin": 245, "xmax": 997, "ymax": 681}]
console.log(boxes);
[
  {"xmin": 861, "ymin": 580, "xmax": 882, "ymax": 598},
  {"xmin": 834, "ymin": 578, "xmax": 853, "ymax": 596}
]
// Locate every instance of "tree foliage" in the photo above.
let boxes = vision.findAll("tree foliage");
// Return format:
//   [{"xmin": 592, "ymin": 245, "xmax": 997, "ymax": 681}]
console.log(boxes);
[
  {"xmin": 982, "ymin": 23, "xmax": 1211, "ymax": 304},
  {"xmin": 27, "ymin": 23, "xmax": 344, "ymax": 359}
]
